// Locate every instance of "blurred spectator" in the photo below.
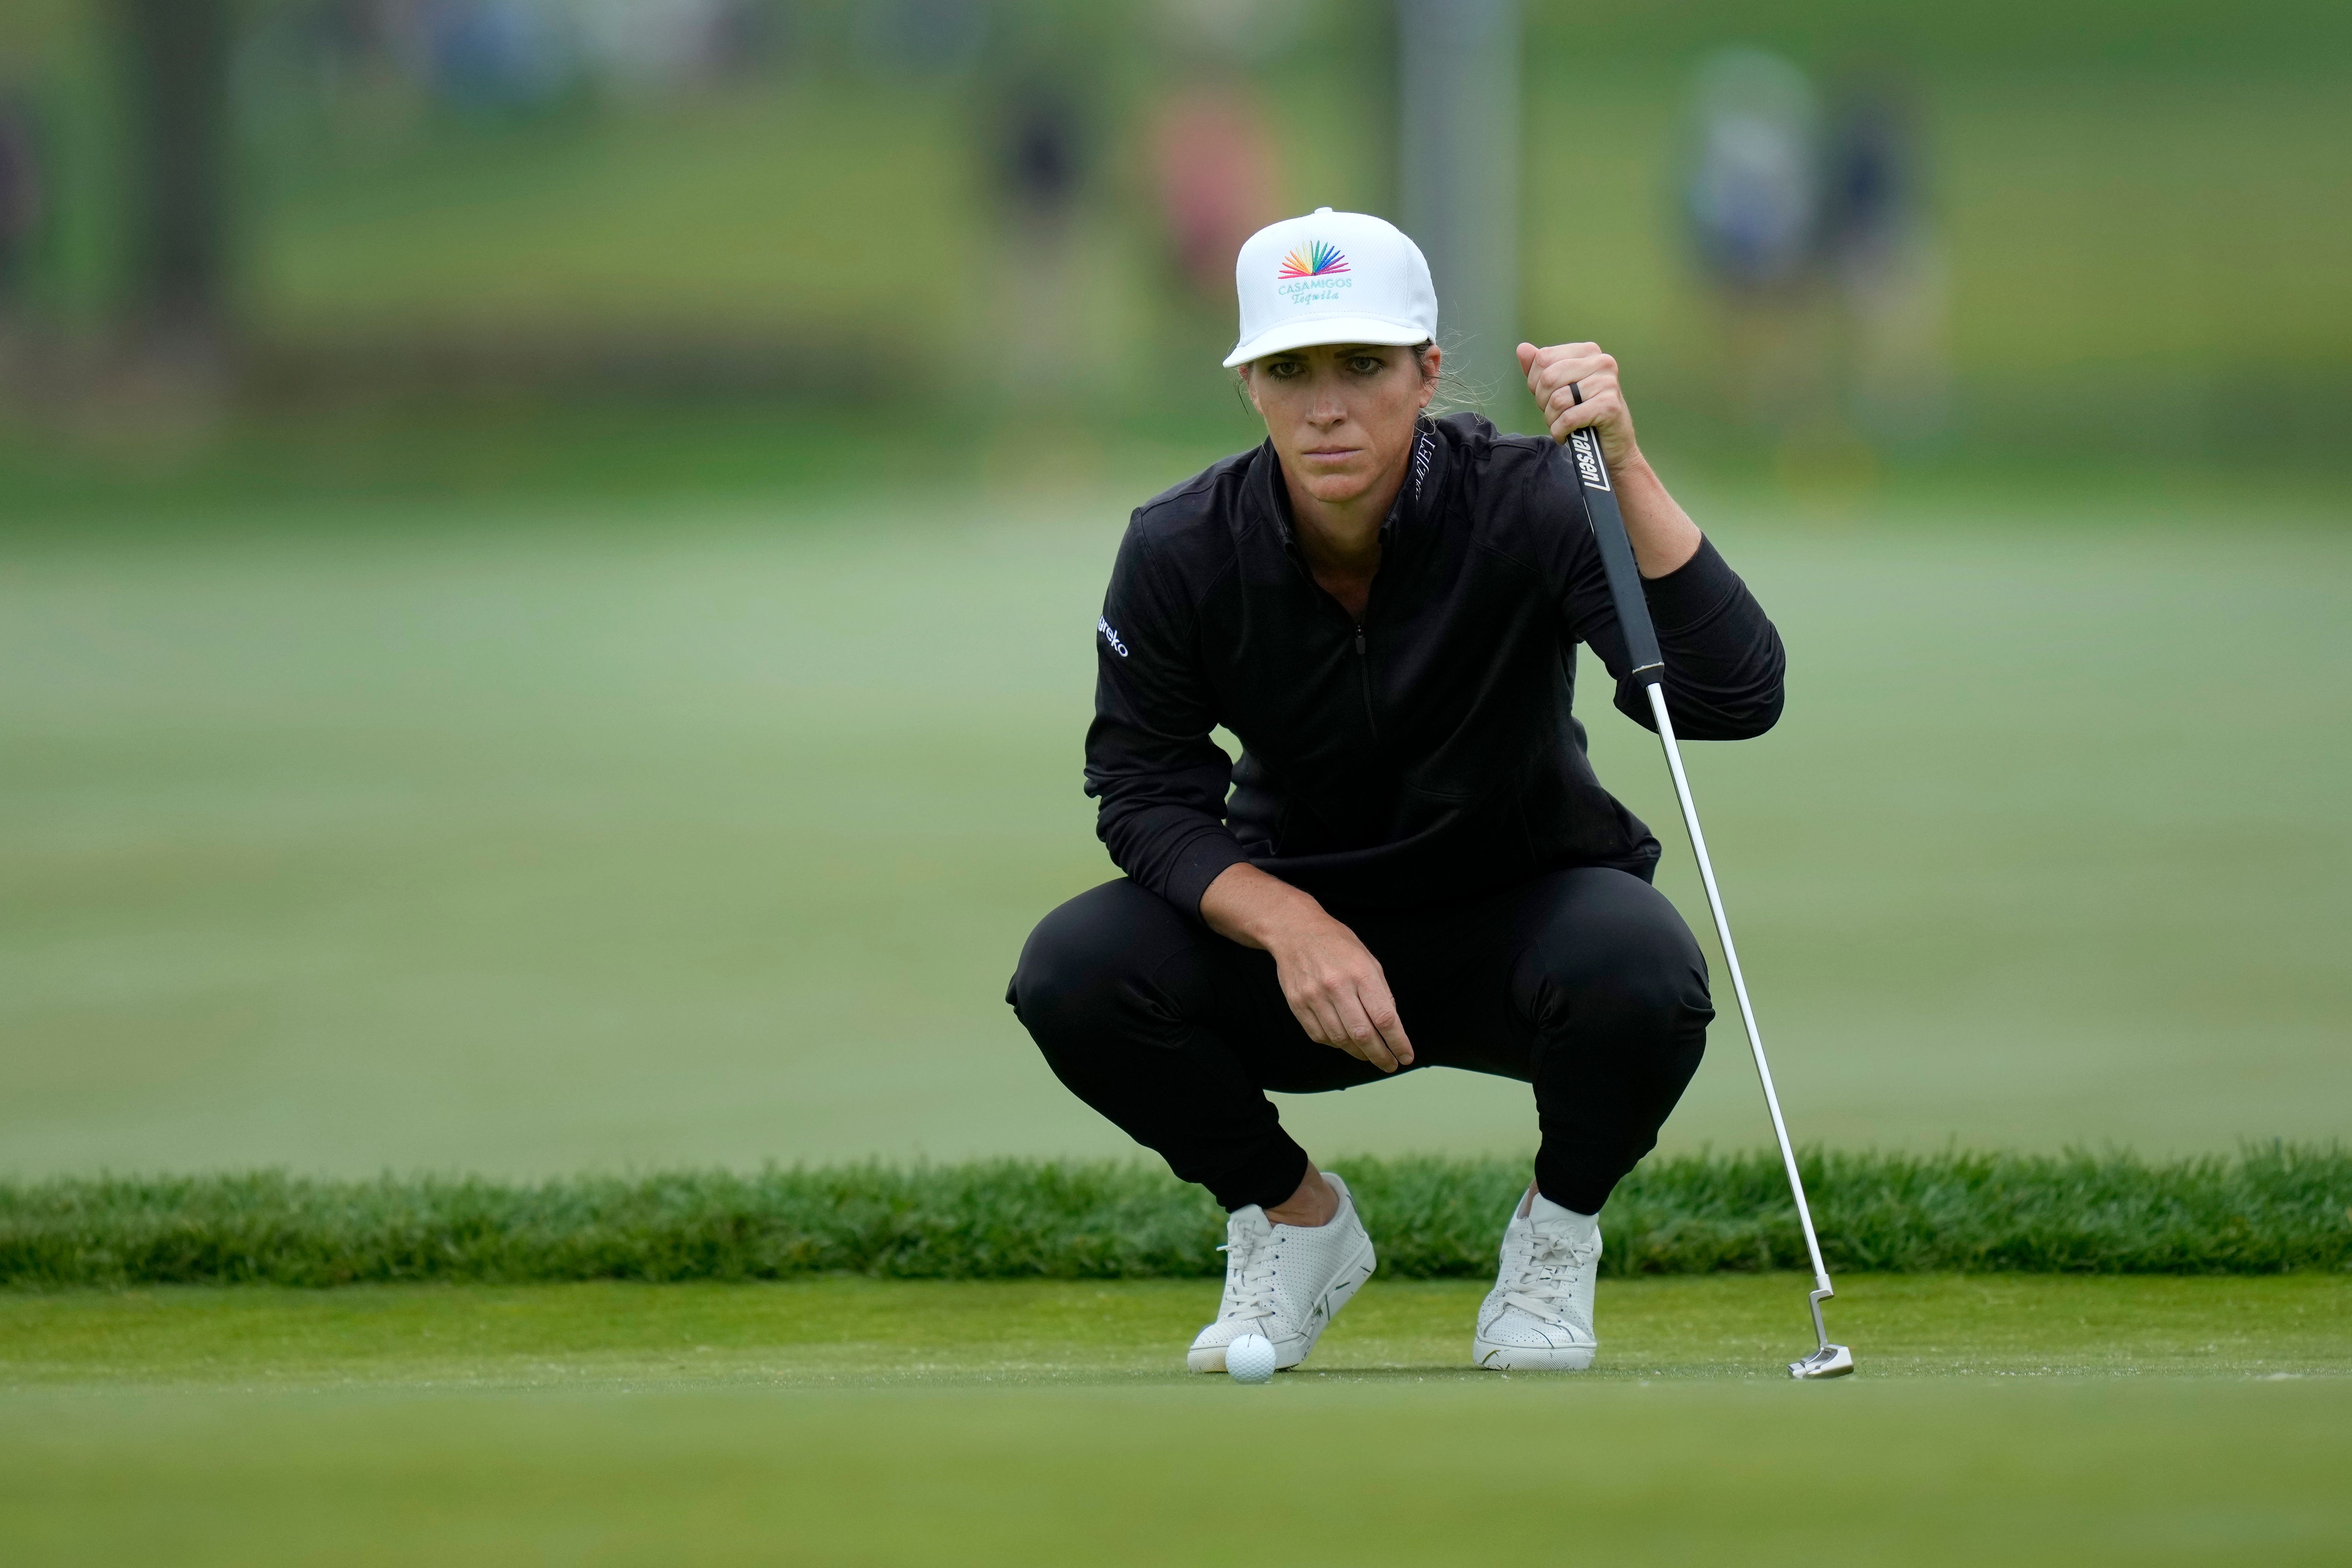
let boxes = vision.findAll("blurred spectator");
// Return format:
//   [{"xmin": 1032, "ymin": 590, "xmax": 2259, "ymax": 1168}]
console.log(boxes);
[
  {"xmin": 1683, "ymin": 49, "xmax": 1822, "ymax": 296},
  {"xmin": 426, "ymin": 0, "xmax": 573, "ymax": 107},
  {"xmin": 1680, "ymin": 48, "xmax": 1828, "ymax": 442},
  {"xmin": 1821, "ymin": 77, "xmax": 1907, "ymax": 269},
  {"xmin": 1001, "ymin": 78, "xmax": 1083, "ymax": 221},
  {"xmin": 1144, "ymin": 0, "xmax": 1293, "ymax": 321},
  {"xmin": 1680, "ymin": 48, "xmax": 1949, "ymax": 456},
  {"xmin": 992, "ymin": 70, "xmax": 1089, "ymax": 400},
  {"xmin": 1148, "ymin": 79, "xmax": 1280, "ymax": 304},
  {"xmin": 1823, "ymin": 69, "xmax": 1950, "ymax": 440}
]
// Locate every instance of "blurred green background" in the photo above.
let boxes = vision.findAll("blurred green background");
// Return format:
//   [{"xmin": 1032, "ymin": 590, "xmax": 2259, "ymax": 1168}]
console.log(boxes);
[
  {"xmin": 4, "ymin": 0, "xmax": 2348, "ymax": 489},
  {"xmin": 1, "ymin": 0, "xmax": 2346, "ymax": 1178}
]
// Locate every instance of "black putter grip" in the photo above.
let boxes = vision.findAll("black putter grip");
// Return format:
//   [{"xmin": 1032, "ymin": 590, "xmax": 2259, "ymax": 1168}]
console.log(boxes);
[{"xmin": 1562, "ymin": 428, "xmax": 1665, "ymax": 684}]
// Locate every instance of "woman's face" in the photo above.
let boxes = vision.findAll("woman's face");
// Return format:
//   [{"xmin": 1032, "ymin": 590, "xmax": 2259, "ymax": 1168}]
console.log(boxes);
[{"xmin": 1244, "ymin": 343, "xmax": 1438, "ymax": 511}]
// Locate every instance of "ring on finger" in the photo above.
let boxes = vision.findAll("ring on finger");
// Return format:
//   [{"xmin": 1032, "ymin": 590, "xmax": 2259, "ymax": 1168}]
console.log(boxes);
[{"xmin": 1568, "ymin": 380, "xmax": 1584, "ymax": 406}]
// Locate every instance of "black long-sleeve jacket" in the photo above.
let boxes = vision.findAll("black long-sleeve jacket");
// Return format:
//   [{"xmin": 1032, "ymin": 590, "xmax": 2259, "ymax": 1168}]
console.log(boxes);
[{"xmin": 1085, "ymin": 413, "xmax": 1785, "ymax": 918}]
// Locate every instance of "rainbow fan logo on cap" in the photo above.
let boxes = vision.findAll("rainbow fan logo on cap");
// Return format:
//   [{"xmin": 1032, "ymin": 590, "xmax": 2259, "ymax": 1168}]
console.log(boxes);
[{"xmin": 1277, "ymin": 241, "xmax": 1350, "ymax": 279}]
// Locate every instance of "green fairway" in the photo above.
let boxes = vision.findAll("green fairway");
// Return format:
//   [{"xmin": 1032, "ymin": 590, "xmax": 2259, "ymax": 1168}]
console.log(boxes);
[
  {"xmin": 3, "ymin": 487, "xmax": 2349, "ymax": 1176},
  {"xmin": 3, "ymin": 1276, "xmax": 2347, "ymax": 1565}
]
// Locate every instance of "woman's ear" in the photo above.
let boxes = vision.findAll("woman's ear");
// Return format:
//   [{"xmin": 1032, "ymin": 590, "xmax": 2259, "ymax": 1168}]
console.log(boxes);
[{"xmin": 1416, "ymin": 345, "xmax": 1442, "ymax": 409}]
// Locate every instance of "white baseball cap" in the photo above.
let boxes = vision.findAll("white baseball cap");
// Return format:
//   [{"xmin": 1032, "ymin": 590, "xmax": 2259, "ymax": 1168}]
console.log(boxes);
[{"xmin": 1222, "ymin": 207, "xmax": 1439, "ymax": 368}]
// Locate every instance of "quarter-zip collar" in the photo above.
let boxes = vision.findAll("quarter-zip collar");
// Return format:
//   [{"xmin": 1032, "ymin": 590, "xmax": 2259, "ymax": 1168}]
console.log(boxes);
[{"xmin": 1246, "ymin": 417, "xmax": 1448, "ymax": 562}]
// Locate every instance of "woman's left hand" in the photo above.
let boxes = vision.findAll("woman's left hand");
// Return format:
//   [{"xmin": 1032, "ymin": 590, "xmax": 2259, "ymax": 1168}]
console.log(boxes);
[{"xmin": 1518, "ymin": 341, "xmax": 1642, "ymax": 473}]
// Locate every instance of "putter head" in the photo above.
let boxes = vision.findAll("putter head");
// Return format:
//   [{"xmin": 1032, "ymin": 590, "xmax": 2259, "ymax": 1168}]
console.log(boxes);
[{"xmin": 1788, "ymin": 1343, "xmax": 1854, "ymax": 1380}]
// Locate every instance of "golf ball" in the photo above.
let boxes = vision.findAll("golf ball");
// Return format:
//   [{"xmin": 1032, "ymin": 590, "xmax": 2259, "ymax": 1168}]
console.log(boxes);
[{"xmin": 1225, "ymin": 1333, "xmax": 1277, "ymax": 1384}]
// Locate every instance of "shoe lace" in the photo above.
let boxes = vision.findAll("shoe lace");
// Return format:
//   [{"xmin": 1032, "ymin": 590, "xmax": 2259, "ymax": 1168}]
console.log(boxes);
[
  {"xmin": 1216, "ymin": 1230, "xmax": 1281, "ymax": 1324},
  {"xmin": 1503, "ymin": 1228, "xmax": 1599, "ymax": 1325}
]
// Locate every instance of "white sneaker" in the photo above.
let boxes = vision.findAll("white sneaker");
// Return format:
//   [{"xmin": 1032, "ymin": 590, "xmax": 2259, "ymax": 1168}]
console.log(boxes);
[
  {"xmin": 1187, "ymin": 1171, "xmax": 1377, "ymax": 1373},
  {"xmin": 1473, "ymin": 1187, "xmax": 1601, "ymax": 1371}
]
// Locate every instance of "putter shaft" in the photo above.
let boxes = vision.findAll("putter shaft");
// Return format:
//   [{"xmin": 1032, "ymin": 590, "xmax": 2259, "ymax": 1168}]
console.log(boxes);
[
  {"xmin": 1642, "ymin": 682, "xmax": 1849, "ymax": 1378},
  {"xmin": 1559, "ymin": 425, "xmax": 1851, "ymax": 1378}
]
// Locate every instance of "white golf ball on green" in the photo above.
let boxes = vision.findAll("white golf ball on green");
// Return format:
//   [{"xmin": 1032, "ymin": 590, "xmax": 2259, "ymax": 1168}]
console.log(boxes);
[{"xmin": 1225, "ymin": 1333, "xmax": 1277, "ymax": 1384}]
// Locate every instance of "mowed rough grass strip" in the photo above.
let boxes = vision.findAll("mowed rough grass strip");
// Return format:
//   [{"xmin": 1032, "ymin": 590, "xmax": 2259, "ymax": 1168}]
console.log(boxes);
[{"xmin": 4, "ymin": 1147, "xmax": 2347, "ymax": 1289}]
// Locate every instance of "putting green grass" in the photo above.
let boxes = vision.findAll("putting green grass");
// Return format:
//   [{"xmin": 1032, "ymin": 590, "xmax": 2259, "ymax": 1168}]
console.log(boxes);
[
  {"xmin": 3, "ymin": 488, "xmax": 2349, "ymax": 1176},
  {"xmin": 6, "ymin": 1274, "xmax": 2349, "ymax": 1388},
  {"xmin": 3, "ymin": 1276, "xmax": 2347, "ymax": 1565}
]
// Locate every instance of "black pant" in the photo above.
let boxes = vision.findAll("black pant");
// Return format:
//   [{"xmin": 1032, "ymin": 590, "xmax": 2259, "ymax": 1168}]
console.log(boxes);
[{"xmin": 1006, "ymin": 868, "xmax": 1713, "ymax": 1215}]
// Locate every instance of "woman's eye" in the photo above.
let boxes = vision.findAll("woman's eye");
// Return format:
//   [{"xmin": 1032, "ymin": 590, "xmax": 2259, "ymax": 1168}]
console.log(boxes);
[{"xmin": 1352, "ymin": 357, "xmax": 1382, "ymax": 374}]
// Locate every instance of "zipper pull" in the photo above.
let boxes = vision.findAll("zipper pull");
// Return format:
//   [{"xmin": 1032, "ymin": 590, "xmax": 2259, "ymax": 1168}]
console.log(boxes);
[{"xmin": 1355, "ymin": 628, "xmax": 1366, "ymax": 655}]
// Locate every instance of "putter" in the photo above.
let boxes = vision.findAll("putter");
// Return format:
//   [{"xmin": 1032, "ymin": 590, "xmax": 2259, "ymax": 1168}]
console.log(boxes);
[{"xmin": 1560, "ymin": 422, "xmax": 1855, "ymax": 1381}]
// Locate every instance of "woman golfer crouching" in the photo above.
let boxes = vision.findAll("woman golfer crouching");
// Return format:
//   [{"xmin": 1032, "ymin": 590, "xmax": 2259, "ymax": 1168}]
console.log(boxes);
[{"xmin": 1006, "ymin": 209, "xmax": 1785, "ymax": 1372}]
